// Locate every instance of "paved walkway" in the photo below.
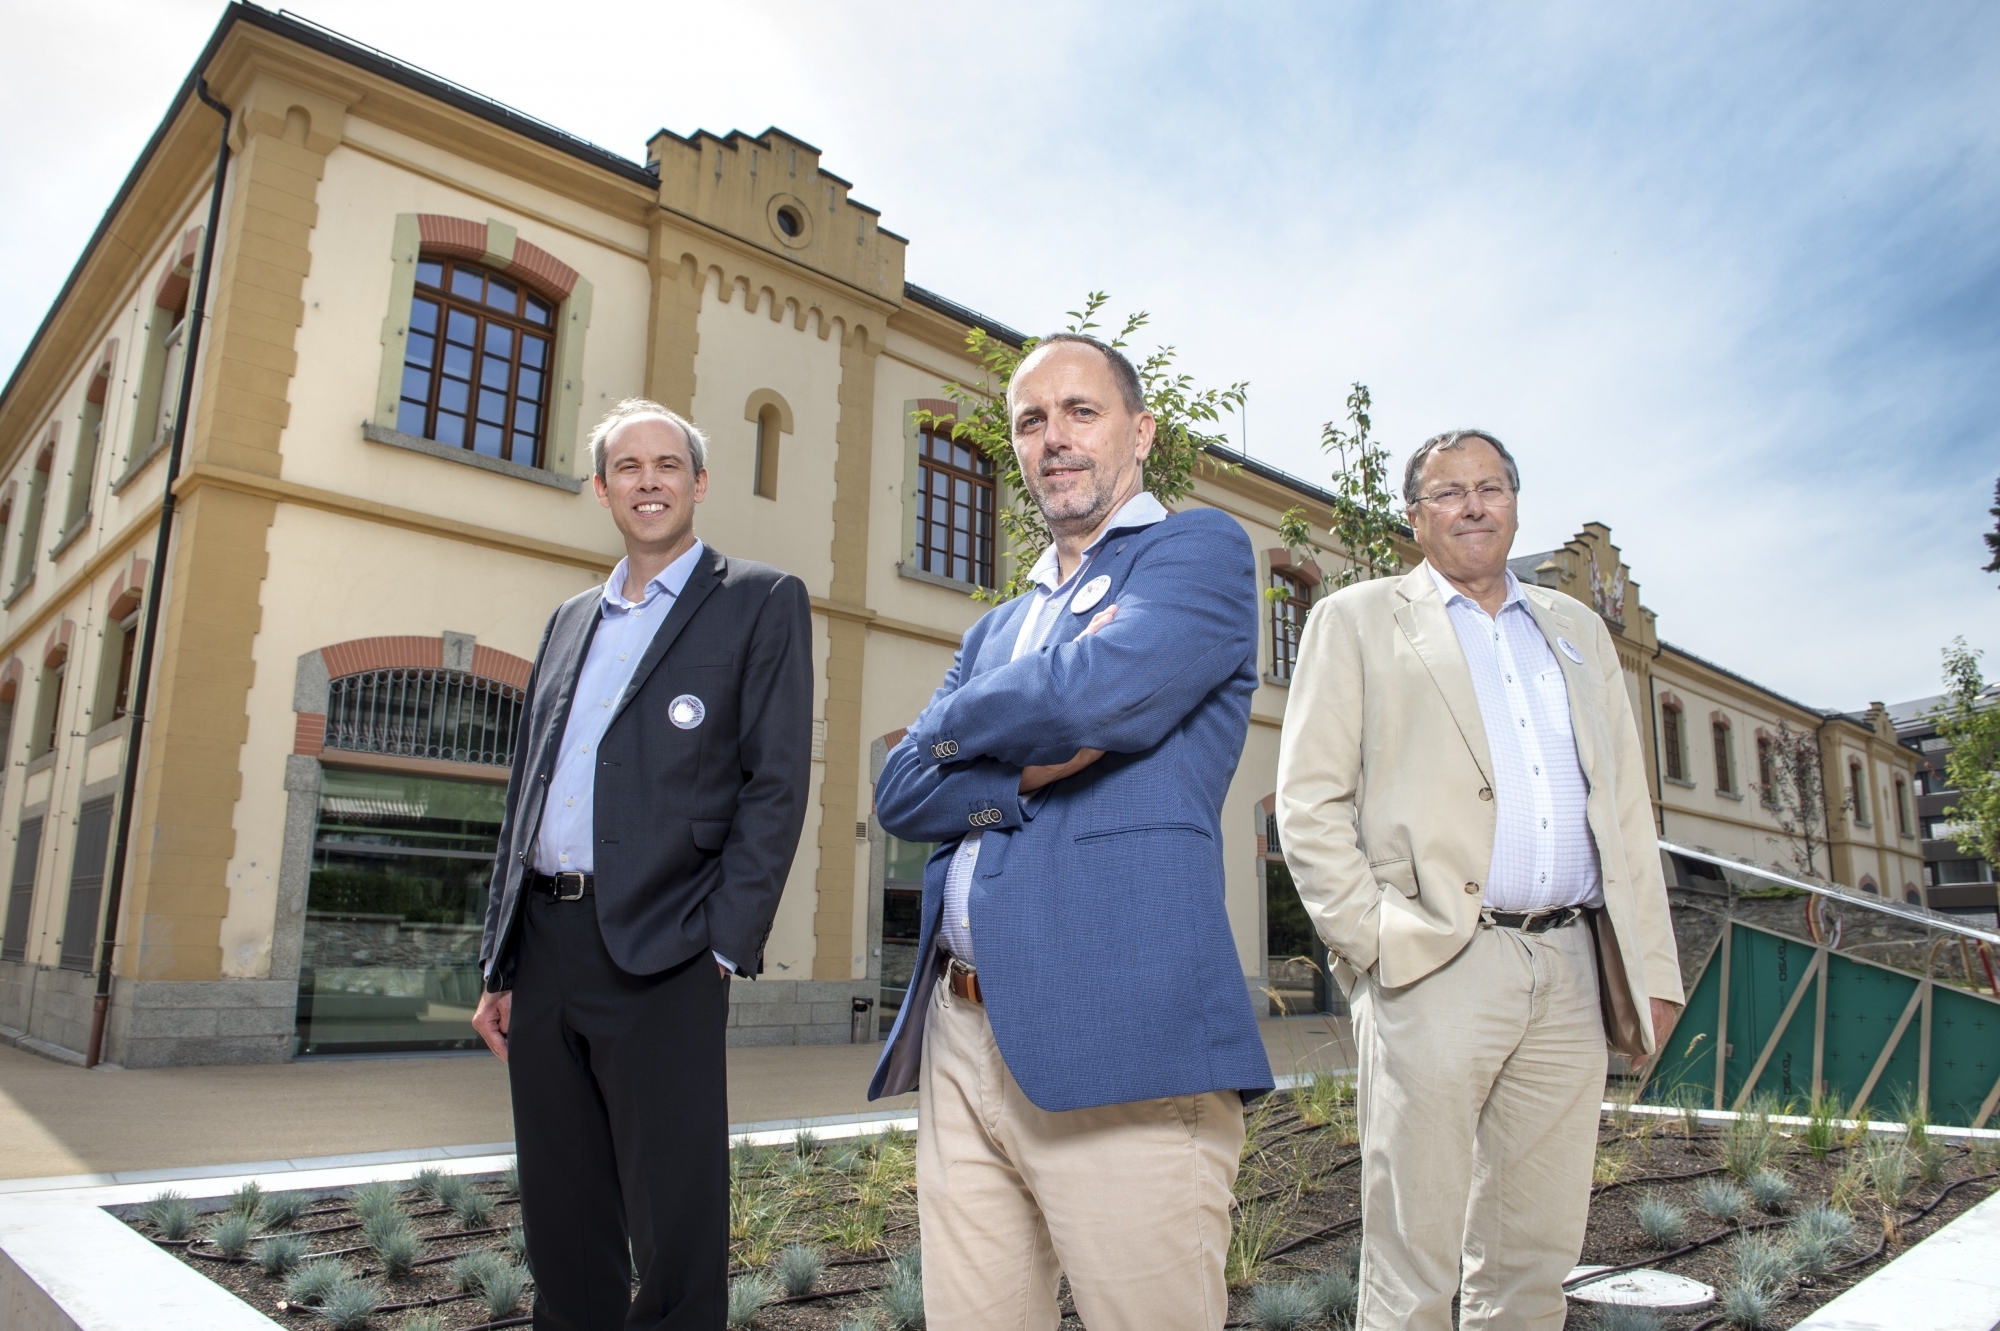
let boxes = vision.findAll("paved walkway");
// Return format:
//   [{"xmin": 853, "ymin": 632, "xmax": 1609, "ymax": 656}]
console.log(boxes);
[{"xmin": 0, "ymin": 1016, "xmax": 1353, "ymax": 1183}]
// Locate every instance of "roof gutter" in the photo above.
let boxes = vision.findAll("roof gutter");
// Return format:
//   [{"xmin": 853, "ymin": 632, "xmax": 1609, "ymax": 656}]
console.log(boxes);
[{"xmin": 84, "ymin": 77, "xmax": 232, "ymax": 1070}]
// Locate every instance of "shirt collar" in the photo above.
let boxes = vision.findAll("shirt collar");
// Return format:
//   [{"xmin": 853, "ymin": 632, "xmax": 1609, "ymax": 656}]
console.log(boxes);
[
  {"xmin": 603, "ymin": 539, "xmax": 705, "ymax": 612},
  {"xmin": 1025, "ymin": 491, "xmax": 1170, "ymax": 593},
  {"xmin": 1426, "ymin": 560, "xmax": 1527, "ymax": 614}
]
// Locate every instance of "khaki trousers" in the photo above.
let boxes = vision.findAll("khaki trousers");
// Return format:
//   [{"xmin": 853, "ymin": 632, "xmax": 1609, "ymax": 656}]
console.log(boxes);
[
  {"xmin": 916, "ymin": 977, "xmax": 1245, "ymax": 1331},
  {"xmin": 1352, "ymin": 920, "xmax": 1606, "ymax": 1331}
]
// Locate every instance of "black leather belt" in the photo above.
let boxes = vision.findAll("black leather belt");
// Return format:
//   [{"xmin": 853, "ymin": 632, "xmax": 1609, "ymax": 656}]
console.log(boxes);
[
  {"xmin": 1482, "ymin": 905, "xmax": 1585, "ymax": 933},
  {"xmin": 531, "ymin": 872, "xmax": 594, "ymax": 901}
]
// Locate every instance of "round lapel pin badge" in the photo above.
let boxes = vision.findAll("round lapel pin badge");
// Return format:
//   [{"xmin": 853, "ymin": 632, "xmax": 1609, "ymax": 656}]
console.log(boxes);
[
  {"xmin": 1071, "ymin": 574, "xmax": 1112, "ymax": 615},
  {"xmin": 669, "ymin": 694, "xmax": 706, "ymax": 729}
]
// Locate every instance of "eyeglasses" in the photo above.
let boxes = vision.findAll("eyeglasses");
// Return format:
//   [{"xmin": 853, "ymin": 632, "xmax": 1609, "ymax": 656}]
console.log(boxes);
[{"xmin": 1415, "ymin": 483, "xmax": 1516, "ymax": 512}]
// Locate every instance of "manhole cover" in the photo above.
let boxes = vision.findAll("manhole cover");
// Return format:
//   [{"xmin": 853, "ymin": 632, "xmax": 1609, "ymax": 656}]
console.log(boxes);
[{"xmin": 1566, "ymin": 1266, "xmax": 1715, "ymax": 1310}]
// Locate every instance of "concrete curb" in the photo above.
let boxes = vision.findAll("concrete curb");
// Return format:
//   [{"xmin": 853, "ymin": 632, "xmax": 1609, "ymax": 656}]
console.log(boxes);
[{"xmin": 1791, "ymin": 1187, "xmax": 2000, "ymax": 1330}]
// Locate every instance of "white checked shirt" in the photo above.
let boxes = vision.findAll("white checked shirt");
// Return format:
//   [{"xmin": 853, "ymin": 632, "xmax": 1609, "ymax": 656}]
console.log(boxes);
[
  {"xmin": 1429, "ymin": 563, "xmax": 1603, "ymax": 912},
  {"xmin": 938, "ymin": 493, "xmax": 1170, "ymax": 964}
]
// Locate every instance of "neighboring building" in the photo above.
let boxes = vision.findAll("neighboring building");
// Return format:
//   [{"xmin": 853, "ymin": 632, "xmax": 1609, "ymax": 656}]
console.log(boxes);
[
  {"xmin": 0, "ymin": 8, "xmax": 1923, "ymax": 1066},
  {"xmin": 1886, "ymin": 687, "xmax": 1999, "ymax": 920}
]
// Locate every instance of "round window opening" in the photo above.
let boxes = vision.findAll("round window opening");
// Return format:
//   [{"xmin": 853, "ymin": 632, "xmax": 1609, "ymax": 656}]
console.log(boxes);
[{"xmin": 775, "ymin": 206, "xmax": 803, "ymax": 238}]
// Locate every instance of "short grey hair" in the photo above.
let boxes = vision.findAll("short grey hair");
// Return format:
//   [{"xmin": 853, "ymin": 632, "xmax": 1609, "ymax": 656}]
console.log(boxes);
[
  {"xmin": 1008, "ymin": 332, "xmax": 1146, "ymax": 421},
  {"xmin": 586, "ymin": 398, "xmax": 708, "ymax": 482},
  {"xmin": 1402, "ymin": 429, "xmax": 1520, "ymax": 506}
]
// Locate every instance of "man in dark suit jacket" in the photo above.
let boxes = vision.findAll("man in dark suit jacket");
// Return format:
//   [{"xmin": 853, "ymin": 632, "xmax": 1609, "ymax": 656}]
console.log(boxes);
[
  {"xmin": 473, "ymin": 398, "xmax": 813, "ymax": 1330},
  {"xmin": 870, "ymin": 335, "xmax": 1273, "ymax": 1330}
]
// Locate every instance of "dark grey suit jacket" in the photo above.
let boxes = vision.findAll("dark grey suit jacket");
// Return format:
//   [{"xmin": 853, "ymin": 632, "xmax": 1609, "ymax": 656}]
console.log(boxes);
[{"xmin": 479, "ymin": 543, "xmax": 814, "ymax": 989}]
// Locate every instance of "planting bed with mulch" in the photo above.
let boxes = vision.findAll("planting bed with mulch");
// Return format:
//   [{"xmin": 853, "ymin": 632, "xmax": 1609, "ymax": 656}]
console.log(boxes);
[{"xmin": 128, "ymin": 1081, "xmax": 1998, "ymax": 1330}]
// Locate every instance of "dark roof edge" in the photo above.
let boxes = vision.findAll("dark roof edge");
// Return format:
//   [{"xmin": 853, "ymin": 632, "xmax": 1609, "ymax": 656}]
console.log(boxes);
[
  {"xmin": 2, "ymin": 2, "xmax": 664, "ymax": 423},
  {"xmin": 1658, "ymin": 640, "xmax": 1838, "ymax": 724},
  {"xmin": 901, "ymin": 283, "xmax": 1029, "ymax": 349}
]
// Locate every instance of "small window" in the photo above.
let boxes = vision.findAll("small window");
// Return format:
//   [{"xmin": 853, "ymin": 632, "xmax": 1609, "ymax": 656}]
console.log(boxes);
[
  {"xmin": 753, "ymin": 406, "xmax": 780, "ymax": 499},
  {"xmin": 92, "ymin": 612, "xmax": 139, "ymax": 729},
  {"xmin": 31, "ymin": 660, "xmax": 65, "ymax": 758},
  {"xmin": 914, "ymin": 425, "xmax": 995, "ymax": 588},
  {"xmin": 13, "ymin": 442, "xmax": 52, "ymax": 593},
  {"xmin": 152, "ymin": 319, "xmax": 187, "ymax": 451},
  {"xmin": 1894, "ymin": 777, "xmax": 1913, "ymax": 837},
  {"xmin": 1849, "ymin": 760, "xmax": 1870, "ymax": 825},
  {"xmin": 396, "ymin": 257, "xmax": 555, "ymax": 468},
  {"xmin": 1711, "ymin": 719, "xmax": 1736, "ymax": 793},
  {"xmin": 1756, "ymin": 736, "xmax": 1776, "ymax": 808},
  {"xmin": 1662, "ymin": 702, "xmax": 1685, "ymax": 782},
  {"xmin": 1, "ymin": 815, "xmax": 44, "ymax": 963},
  {"xmin": 1269, "ymin": 569, "xmax": 1309, "ymax": 682}
]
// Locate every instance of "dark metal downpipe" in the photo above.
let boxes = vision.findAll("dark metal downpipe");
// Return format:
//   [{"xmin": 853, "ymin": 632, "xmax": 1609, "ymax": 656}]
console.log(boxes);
[{"xmin": 84, "ymin": 78, "xmax": 232, "ymax": 1069}]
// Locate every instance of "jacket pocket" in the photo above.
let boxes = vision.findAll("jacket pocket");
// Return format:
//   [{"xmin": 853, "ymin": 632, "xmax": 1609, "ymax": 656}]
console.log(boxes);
[
  {"xmin": 691, "ymin": 819, "xmax": 731, "ymax": 852},
  {"xmin": 1074, "ymin": 822, "xmax": 1212, "ymax": 844},
  {"xmin": 1371, "ymin": 857, "xmax": 1420, "ymax": 898}
]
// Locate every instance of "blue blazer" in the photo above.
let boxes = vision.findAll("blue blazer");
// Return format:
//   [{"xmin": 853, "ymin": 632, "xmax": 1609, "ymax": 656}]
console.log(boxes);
[{"xmin": 868, "ymin": 506, "xmax": 1275, "ymax": 1113}]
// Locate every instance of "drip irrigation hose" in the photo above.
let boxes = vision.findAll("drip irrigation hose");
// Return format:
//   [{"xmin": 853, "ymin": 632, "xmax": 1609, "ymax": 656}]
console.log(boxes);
[
  {"xmin": 84, "ymin": 76, "xmax": 232, "ymax": 1069},
  {"xmin": 1591, "ymin": 1162, "xmax": 1728, "ymax": 1196}
]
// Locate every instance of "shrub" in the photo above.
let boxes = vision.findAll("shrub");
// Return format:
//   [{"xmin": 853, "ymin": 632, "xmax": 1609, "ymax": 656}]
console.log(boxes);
[
  {"xmin": 308, "ymin": 1275, "xmax": 383, "ymax": 1330},
  {"xmin": 1695, "ymin": 1176, "xmax": 1749, "ymax": 1222},
  {"xmin": 1748, "ymin": 1169, "xmax": 1794, "ymax": 1214},
  {"xmin": 228, "ymin": 1180, "xmax": 267, "ymax": 1222},
  {"xmin": 283, "ymin": 1258, "xmax": 350, "ymax": 1305},
  {"xmin": 449, "ymin": 1186, "xmax": 496, "ymax": 1231},
  {"xmin": 777, "ymin": 1243, "xmax": 825, "ymax": 1297},
  {"xmin": 480, "ymin": 1261, "xmax": 531, "ymax": 1321},
  {"xmin": 1786, "ymin": 1203, "xmax": 1857, "ymax": 1276},
  {"xmin": 256, "ymin": 1233, "xmax": 310, "ymax": 1277},
  {"xmin": 1633, "ymin": 1190, "xmax": 1685, "ymax": 1247},
  {"xmin": 883, "ymin": 1247, "xmax": 924, "ymax": 1331},
  {"xmin": 1305, "ymin": 1260, "xmax": 1357, "ymax": 1323},
  {"xmin": 409, "ymin": 1167, "xmax": 446, "ymax": 1201},
  {"xmin": 142, "ymin": 1190, "xmax": 197, "ymax": 1241},
  {"xmin": 451, "ymin": 1250, "xmax": 508, "ymax": 1294},
  {"xmin": 209, "ymin": 1212, "xmax": 257, "ymax": 1260},
  {"xmin": 1731, "ymin": 1232, "xmax": 1796, "ymax": 1291},
  {"xmin": 261, "ymin": 1192, "xmax": 311, "ymax": 1230},
  {"xmin": 1249, "ymin": 1278, "xmax": 1317, "ymax": 1331},
  {"xmin": 369, "ymin": 1218, "xmax": 423, "ymax": 1276},
  {"xmin": 727, "ymin": 1273, "xmax": 777, "ymax": 1329},
  {"xmin": 431, "ymin": 1173, "xmax": 472, "ymax": 1213},
  {"xmin": 346, "ymin": 1181, "xmax": 402, "ymax": 1227},
  {"xmin": 1718, "ymin": 1276, "xmax": 1776, "ymax": 1328},
  {"xmin": 1915, "ymin": 1139, "xmax": 1950, "ymax": 1184}
]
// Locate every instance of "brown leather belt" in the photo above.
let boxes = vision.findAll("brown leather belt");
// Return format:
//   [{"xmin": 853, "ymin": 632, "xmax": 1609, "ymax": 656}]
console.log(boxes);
[
  {"xmin": 943, "ymin": 952, "xmax": 983, "ymax": 1005},
  {"xmin": 1481, "ymin": 905, "xmax": 1584, "ymax": 934}
]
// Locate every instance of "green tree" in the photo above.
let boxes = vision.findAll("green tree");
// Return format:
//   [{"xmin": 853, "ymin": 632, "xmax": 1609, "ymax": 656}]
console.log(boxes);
[
  {"xmin": 1932, "ymin": 637, "xmax": 2000, "ymax": 867},
  {"xmin": 1274, "ymin": 382, "xmax": 1405, "ymax": 595},
  {"xmin": 1756, "ymin": 720, "xmax": 1831, "ymax": 880},
  {"xmin": 1983, "ymin": 477, "xmax": 1999, "ymax": 582},
  {"xmin": 922, "ymin": 292, "xmax": 1247, "ymax": 602}
]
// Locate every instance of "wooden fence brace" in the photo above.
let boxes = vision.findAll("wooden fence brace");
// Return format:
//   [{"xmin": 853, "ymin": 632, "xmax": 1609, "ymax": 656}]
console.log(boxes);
[
  {"xmin": 1847, "ymin": 981, "xmax": 1927, "ymax": 1122},
  {"xmin": 1713, "ymin": 924, "xmax": 1733, "ymax": 1110},
  {"xmin": 1917, "ymin": 977, "xmax": 1933, "ymax": 1120},
  {"xmin": 1811, "ymin": 943, "xmax": 1829, "ymax": 1100},
  {"xmin": 1733, "ymin": 949, "xmax": 1825, "ymax": 1112},
  {"xmin": 1974, "ymin": 1068, "xmax": 2000, "ymax": 1131}
]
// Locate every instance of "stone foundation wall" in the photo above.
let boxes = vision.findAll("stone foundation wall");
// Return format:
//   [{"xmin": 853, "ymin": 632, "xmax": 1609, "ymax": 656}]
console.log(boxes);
[
  {"xmin": 0, "ymin": 961, "xmax": 99, "ymax": 1060},
  {"xmin": 727, "ymin": 978, "xmax": 878, "ymax": 1048}
]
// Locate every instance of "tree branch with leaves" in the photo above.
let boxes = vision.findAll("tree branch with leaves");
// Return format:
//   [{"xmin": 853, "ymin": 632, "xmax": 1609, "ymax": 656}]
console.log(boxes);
[
  {"xmin": 1757, "ymin": 720, "xmax": 1831, "ymax": 881},
  {"xmin": 1932, "ymin": 637, "xmax": 2000, "ymax": 867},
  {"xmin": 1273, "ymin": 382, "xmax": 1404, "ymax": 598},
  {"xmin": 919, "ymin": 293, "xmax": 1247, "ymax": 602}
]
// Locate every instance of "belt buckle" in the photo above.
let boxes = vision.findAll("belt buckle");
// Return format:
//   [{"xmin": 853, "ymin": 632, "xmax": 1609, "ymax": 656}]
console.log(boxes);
[{"xmin": 552, "ymin": 872, "xmax": 586, "ymax": 901}]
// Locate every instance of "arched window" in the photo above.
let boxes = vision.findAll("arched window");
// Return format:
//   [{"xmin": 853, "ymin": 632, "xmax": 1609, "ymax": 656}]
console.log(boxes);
[
  {"xmin": 1269, "ymin": 568, "xmax": 1309, "ymax": 682},
  {"xmin": 1711, "ymin": 716, "xmax": 1736, "ymax": 794},
  {"xmin": 754, "ymin": 404, "xmax": 781, "ymax": 499},
  {"xmin": 396, "ymin": 256, "xmax": 556, "ymax": 468},
  {"xmin": 1661, "ymin": 700, "xmax": 1686, "ymax": 782},
  {"xmin": 11, "ymin": 434, "xmax": 53, "ymax": 595},
  {"xmin": 324, "ymin": 668, "xmax": 526, "ymax": 767}
]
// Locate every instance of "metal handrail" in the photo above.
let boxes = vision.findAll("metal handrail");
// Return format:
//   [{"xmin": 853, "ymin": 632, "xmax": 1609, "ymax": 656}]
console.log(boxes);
[{"xmin": 1659, "ymin": 838, "xmax": 2000, "ymax": 947}]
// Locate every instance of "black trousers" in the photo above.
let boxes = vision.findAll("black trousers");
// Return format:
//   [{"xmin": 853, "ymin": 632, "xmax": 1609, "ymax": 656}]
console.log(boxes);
[{"xmin": 509, "ymin": 890, "xmax": 729, "ymax": 1330}]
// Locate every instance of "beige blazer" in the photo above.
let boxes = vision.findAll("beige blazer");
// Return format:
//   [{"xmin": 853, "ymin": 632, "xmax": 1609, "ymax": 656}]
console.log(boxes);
[{"xmin": 1274, "ymin": 562, "xmax": 1683, "ymax": 1051}]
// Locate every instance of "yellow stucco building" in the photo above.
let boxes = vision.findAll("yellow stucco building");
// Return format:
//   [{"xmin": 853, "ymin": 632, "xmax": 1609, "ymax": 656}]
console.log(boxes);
[{"xmin": 0, "ymin": 8, "xmax": 1919, "ymax": 1066}]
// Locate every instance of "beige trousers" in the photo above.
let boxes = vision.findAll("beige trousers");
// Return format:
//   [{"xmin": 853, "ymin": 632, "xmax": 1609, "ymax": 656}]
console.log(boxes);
[
  {"xmin": 1352, "ymin": 920, "xmax": 1606, "ymax": 1331},
  {"xmin": 916, "ymin": 977, "xmax": 1245, "ymax": 1331}
]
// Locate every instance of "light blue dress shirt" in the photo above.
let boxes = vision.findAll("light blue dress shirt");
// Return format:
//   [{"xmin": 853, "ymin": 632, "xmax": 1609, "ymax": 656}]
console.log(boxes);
[
  {"xmin": 1428, "ymin": 562, "xmax": 1603, "ymax": 912},
  {"xmin": 939, "ymin": 493, "xmax": 1170, "ymax": 964}
]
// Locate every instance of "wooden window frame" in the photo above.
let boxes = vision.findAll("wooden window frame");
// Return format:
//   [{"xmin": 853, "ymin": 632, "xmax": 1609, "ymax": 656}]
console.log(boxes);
[
  {"xmin": 914, "ymin": 425, "xmax": 996, "ymax": 589},
  {"xmin": 1269, "ymin": 568, "xmax": 1309, "ymax": 682},
  {"xmin": 397, "ymin": 256, "xmax": 556, "ymax": 470},
  {"xmin": 1662, "ymin": 702, "xmax": 1686, "ymax": 782},
  {"xmin": 1711, "ymin": 718, "xmax": 1735, "ymax": 793}
]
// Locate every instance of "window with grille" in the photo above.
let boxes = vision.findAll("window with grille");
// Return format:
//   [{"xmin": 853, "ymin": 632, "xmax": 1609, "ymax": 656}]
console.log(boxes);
[
  {"xmin": 1269, "ymin": 570, "xmax": 1309, "ymax": 682},
  {"xmin": 915, "ymin": 426, "xmax": 995, "ymax": 588},
  {"xmin": 396, "ymin": 257, "xmax": 555, "ymax": 468},
  {"xmin": 2, "ymin": 815, "xmax": 42, "ymax": 963},
  {"xmin": 1662, "ymin": 704, "xmax": 1685, "ymax": 782},
  {"xmin": 324, "ymin": 669, "xmax": 526, "ymax": 768}
]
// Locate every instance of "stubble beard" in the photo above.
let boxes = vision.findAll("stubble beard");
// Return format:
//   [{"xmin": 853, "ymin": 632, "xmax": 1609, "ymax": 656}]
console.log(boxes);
[{"xmin": 1027, "ymin": 456, "xmax": 1116, "ymax": 538}]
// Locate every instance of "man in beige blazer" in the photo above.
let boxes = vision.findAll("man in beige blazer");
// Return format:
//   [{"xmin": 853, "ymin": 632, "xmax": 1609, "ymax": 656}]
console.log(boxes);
[{"xmin": 1274, "ymin": 429, "xmax": 1682, "ymax": 1331}]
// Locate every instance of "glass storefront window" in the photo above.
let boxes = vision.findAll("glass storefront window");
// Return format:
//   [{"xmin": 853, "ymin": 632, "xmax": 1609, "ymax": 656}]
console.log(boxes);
[
  {"xmin": 295, "ymin": 767, "xmax": 506, "ymax": 1055},
  {"xmin": 879, "ymin": 835, "xmax": 933, "ymax": 1033}
]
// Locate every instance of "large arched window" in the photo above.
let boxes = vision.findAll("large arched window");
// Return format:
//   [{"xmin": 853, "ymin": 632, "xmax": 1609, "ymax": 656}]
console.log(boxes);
[
  {"xmin": 324, "ymin": 668, "xmax": 526, "ymax": 767},
  {"xmin": 396, "ymin": 256, "xmax": 556, "ymax": 468}
]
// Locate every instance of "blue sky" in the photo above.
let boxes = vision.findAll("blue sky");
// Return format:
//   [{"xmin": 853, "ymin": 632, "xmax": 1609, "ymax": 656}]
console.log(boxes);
[{"xmin": 2, "ymin": 1, "xmax": 1994, "ymax": 707}]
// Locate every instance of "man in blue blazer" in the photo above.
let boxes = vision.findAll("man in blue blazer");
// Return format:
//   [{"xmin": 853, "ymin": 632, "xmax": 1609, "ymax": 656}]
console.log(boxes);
[{"xmin": 870, "ymin": 333, "xmax": 1273, "ymax": 1331}]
